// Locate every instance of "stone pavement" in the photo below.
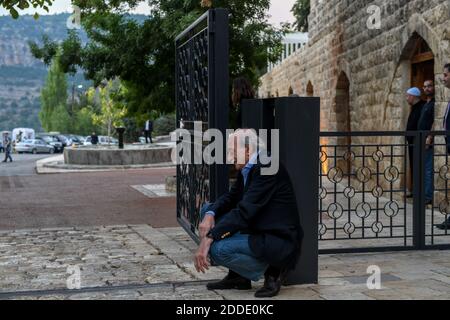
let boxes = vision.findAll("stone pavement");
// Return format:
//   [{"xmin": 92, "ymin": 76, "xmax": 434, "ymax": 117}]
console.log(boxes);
[{"xmin": 0, "ymin": 225, "xmax": 449, "ymax": 300}]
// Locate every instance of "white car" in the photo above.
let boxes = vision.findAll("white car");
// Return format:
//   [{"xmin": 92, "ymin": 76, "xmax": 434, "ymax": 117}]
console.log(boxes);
[{"xmin": 15, "ymin": 139, "xmax": 55, "ymax": 154}]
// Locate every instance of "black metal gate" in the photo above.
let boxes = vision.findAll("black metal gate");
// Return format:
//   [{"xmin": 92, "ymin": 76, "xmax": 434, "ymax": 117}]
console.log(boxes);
[
  {"xmin": 319, "ymin": 131, "xmax": 450, "ymax": 254},
  {"xmin": 175, "ymin": 9, "xmax": 229, "ymax": 240}
]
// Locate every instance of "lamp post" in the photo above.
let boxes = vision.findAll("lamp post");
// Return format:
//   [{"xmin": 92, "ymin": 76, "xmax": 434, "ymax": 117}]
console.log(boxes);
[{"xmin": 116, "ymin": 127, "xmax": 125, "ymax": 149}]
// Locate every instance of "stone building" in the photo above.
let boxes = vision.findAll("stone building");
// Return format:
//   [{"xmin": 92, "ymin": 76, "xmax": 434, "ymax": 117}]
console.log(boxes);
[
  {"xmin": 259, "ymin": 0, "xmax": 450, "ymax": 195},
  {"xmin": 259, "ymin": 0, "xmax": 450, "ymax": 135}
]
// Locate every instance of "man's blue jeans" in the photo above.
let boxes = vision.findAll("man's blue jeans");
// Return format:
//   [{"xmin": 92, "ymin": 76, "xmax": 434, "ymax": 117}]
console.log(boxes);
[
  {"xmin": 200, "ymin": 203, "xmax": 268, "ymax": 282},
  {"xmin": 424, "ymin": 148, "xmax": 434, "ymax": 202}
]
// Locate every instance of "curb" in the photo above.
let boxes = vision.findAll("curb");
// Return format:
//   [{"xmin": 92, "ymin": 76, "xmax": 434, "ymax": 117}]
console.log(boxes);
[{"xmin": 36, "ymin": 155, "xmax": 175, "ymax": 174}]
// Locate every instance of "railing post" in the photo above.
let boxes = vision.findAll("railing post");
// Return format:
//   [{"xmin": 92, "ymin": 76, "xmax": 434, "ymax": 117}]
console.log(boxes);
[{"xmin": 412, "ymin": 131, "xmax": 426, "ymax": 249}]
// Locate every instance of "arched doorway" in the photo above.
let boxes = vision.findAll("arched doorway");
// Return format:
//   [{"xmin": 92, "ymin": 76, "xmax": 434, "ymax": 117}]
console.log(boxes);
[
  {"xmin": 410, "ymin": 36, "xmax": 434, "ymax": 98},
  {"xmin": 410, "ymin": 35, "xmax": 434, "ymax": 191},
  {"xmin": 288, "ymin": 86, "xmax": 294, "ymax": 96},
  {"xmin": 335, "ymin": 72, "xmax": 351, "ymax": 173},
  {"xmin": 394, "ymin": 33, "xmax": 435, "ymax": 192},
  {"xmin": 306, "ymin": 81, "xmax": 314, "ymax": 97}
]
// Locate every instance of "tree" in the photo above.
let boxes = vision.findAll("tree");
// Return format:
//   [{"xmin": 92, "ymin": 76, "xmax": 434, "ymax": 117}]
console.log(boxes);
[
  {"xmin": 30, "ymin": 0, "xmax": 284, "ymax": 120},
  {"xmin": 291, "ymin": 0, "xmax": 310, "ymax": 32},
  {"xmin": 51, "ymin": 103, "xmax": 72, "ymax": 133},
  {"xmin": 39, "ymin": 51, "xmax": 68, "ymax": 132},
  {"xmin": 73, "ymin": 107, "xmax": 98, "ymax": 136},
  {"xmin": 89, "ymin": 80, "xmax": 128, "ymax": 139},
  {"xmin": 1, "ymin": 0, "xmax": 54, "ymax": 19}
]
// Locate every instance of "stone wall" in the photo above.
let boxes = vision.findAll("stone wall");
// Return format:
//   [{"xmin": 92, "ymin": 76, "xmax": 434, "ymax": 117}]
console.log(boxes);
[
  {"xmin": 260, "ymin": 0, "xmax": 450, "ymax": 194},
  {"xmin": 259, "ymin": 0, "xmax": 450, "ymax": 134}
]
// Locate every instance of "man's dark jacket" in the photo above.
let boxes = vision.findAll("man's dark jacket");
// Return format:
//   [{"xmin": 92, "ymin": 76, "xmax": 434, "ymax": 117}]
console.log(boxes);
[{"xmin": 209, "ymin": 162, "xmax": 303, "ymax": 270}]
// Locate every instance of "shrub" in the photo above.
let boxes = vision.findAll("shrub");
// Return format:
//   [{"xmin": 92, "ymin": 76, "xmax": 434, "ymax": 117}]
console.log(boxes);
[{"xmin": 154, "ymin": 113, "xmax": 176, "ymax": 136}]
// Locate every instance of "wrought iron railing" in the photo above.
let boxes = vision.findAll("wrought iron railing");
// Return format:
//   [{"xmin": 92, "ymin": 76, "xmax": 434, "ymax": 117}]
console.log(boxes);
[{"xmin": 319, "ymin": 131, "xmax": 450, "ymax": 253}]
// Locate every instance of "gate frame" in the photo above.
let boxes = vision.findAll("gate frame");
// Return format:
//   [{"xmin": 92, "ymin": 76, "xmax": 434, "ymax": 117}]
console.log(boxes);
[{"xmin": 175, "ymin": 9, "xmax": 229, "ymax": 240}]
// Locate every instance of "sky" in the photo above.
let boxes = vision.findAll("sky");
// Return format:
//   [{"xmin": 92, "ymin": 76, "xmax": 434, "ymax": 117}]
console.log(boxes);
[{"xmin": 0, "ymin": 0, "xmax": 296, "ymax": 26}]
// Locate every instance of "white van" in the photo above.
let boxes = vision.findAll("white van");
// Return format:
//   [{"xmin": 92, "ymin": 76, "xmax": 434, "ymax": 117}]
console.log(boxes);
[{"xmin": 12, "ymin": 128, "xmax": 35, "ymax": 143}]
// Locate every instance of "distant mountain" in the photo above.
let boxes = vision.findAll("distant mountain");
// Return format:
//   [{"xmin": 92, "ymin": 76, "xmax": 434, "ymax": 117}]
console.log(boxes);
[{"xmin": 0, "ymin": 13, "xmax": 146, "ymax": 132}]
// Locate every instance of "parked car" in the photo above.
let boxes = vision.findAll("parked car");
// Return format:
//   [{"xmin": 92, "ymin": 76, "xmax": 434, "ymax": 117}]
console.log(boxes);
[
  {"xmin": 44, "ymin": 133, "xmax": 70, "ymax": 150},
  {"xmin": 83, "ymin": 136, "xmax": 118, "ymax": 146},
  {"xmin": 15, "ymin": 139, "xmax": 55, "ymax": 154},
  {"xmin": 65, "ymin": 134, "xmax": 85, "ymax": 146},
  {"xmin": 36, "ymin": 135, "xmax": 63, "ymax": 153}
]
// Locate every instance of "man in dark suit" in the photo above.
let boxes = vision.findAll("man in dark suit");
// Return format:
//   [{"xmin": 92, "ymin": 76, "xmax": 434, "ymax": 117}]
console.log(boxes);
[
  {"xmin": 194, "ymin": 129, "xmax": 303, "ymax": 298},
  {"xmin": 443, "ymin": 64, "xmax": 450, "ymax": 154},
  {"xmin": 91, "ymin": 132, "xmax": 99, "ymax": 145},
  {"xmin": 144, "ymin": 119, "xmax": 153, "ymax": 144},
  {"xmin": 438, "ymin": 63, "xmax": 450, "ymax": 230},
  {"xmin": 418, "ymin": 80, "xmax": 435, "ymax": 206}
]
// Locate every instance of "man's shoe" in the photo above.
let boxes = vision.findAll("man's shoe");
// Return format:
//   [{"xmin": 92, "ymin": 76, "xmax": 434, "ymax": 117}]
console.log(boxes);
[
  {"xmin": 206, "ymin": 272, "xmax": 251, "ymax": 291},
  {"xmin": 406, "ymin": 193, "xmax": 413, "ymax": 198},
  {"xmin": 254, "ymin": 274, "xmax": 281, "ymax": 298},
  {"xmin": 436, "ymin": 220, "xmax": 450, "ymax": 230},
  {"xmin": 425, "ymin": 200, "xmax": 433, "ymax": 206}
]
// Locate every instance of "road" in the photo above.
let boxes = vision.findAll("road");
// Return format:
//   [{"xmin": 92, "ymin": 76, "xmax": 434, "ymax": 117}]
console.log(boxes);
[
  {"xmin": 0, "ymin": 153, "xmax": 178, "ymax": 230},
  {"xmin": 0, "ymin": 153, "xmax": 51, "ymax": 176}
]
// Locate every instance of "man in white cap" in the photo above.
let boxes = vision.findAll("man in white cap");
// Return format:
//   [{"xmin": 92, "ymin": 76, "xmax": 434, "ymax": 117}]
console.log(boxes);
[{"xmin": 405, "ymin": 87, "xmax": 425, "ymax": 197}]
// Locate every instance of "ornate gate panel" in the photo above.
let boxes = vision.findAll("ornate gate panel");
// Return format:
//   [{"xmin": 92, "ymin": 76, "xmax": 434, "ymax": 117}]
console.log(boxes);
[{"xmin": 175, "ymin": 9, "xmax": 229, "ymax": 240}]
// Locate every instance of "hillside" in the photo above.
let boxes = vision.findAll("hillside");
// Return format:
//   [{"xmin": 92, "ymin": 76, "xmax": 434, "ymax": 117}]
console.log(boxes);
[{"xmin": 0, "ymin": 13, "xmax": 146, "ymax": 132}]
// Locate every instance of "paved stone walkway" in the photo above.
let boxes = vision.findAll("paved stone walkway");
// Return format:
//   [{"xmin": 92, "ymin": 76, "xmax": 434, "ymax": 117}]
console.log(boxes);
[{"xmin": 0, "ymin": 225, "xmax": 449, "ymax": 300}]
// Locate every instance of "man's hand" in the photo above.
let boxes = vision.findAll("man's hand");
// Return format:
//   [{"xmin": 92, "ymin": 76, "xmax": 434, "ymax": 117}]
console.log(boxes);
[
  {"xmin": 194, "ymin": 237, "xmax": 213, "ymax": 273},
  {"xmin": 199, "ymin": 214, "xmax": 215, "ymax": 239}
]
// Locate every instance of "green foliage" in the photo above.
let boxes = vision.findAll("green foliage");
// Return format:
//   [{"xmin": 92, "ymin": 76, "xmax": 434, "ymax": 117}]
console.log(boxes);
[
  {"xmin": 29, "ymin": 34, "xmax": 58, "ymax": 66},
  {"xmin": 50, "ymin": 103, "xmax": 72, "ymax": 133},
  {"xmin": 39, "ymin": 51, "xmax": 68, "ymax": 132},
  {"xmin": 0, "ymin": 0, "xmax": 54, "ymax": 19},
  {"xmin": 154, "ymin": 113, "xmax": 176, "ymax": 136},
  {"xmin": 89, "ymin": 80, "xmax": 128, "ymax": 138},
  {"xmin": 30, "ymin": 0, "xmax": 284, "ymax": 123},
  {"xmin": 291, "ymin": 0, "xmax": 310, "ymax": 32},
  {"xmin": 73, "ymin": 107, "xmax": 98, "ymax": 136}
]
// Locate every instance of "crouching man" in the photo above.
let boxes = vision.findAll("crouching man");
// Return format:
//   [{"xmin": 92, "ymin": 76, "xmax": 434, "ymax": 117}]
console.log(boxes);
[{"xmin": 194, "ymin": 129, "xmax": 303, "ymax": 298}]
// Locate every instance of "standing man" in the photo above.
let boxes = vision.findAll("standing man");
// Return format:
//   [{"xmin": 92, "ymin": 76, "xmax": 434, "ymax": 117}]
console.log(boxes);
[
  {"xmin": 418, "ymin": 80, "xmax": 435, "ymax": 206},
  {"xmin": 2, "ymin": 132, "xmax": 13, "ymax": 163},
  {"xmin": 405, "ymin": 87, "xmax": 425, "ymax": 197},
  {"xmin": 144, "ymin": 119, "xmax": 153, "ymax": 144},
  {"xmin": 438, "ymin": 63, "xmax": 450, "ymax": 230},
  {"xmin": 91, "ymin": 132, "xmax": 99, "ymax": 145}
]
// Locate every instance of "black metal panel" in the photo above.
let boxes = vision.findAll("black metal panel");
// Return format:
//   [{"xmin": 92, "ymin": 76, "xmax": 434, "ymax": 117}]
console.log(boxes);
[
  {"xmin": 175, "ymin": 9, "xmax": 229, "ymax": 240},
  {"xmin": 243, "ymin": 97, "xmax": 320, "ymax": 285},
  {"xmin": 241, "ymin": 98, "xmax": 275, "ymax": 153},
  {"xmin": 274, "ymin": 97, "xmax": 320, "ymax": 285}
]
